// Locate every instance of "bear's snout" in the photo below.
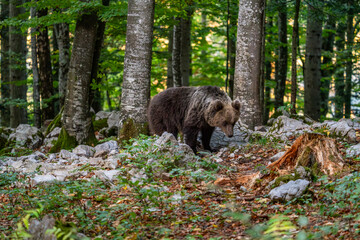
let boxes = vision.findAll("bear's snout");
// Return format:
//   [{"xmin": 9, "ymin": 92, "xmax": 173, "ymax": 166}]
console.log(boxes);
[{"xmin": 222, "ymin": 125, "xmax": 234, "ymax": 138}]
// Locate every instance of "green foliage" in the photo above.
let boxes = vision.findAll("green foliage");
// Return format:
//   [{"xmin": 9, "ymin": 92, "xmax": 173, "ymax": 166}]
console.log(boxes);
[
  {"xmin": 11, "ymin": 203, "xmax": 44, "ymax": 239},
  {"xmin": 49, "ymin": 127, "xmax": 77, "ymax": 153}
]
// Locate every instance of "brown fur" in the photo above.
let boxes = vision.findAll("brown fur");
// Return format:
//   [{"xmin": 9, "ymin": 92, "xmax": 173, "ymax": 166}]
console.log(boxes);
[{"xmin": 147, "ymin": 86, "xmax": 240, "ymax": 153}]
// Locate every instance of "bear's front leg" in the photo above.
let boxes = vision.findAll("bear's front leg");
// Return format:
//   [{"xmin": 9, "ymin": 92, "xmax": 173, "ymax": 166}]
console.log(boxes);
[
  {"xmin": 201, "ymin": 127, "xmax": 215, "ymax": 152},
  {"xmin": 183, "ymin": 126, "xmax": 200, "ymax": 153}
]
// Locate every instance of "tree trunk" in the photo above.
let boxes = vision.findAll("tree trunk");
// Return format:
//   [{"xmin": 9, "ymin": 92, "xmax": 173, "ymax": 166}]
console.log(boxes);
[
  {"xmin": 166, "ymin": 26, "xmax": 174, "ymax": 88},
  {"xmin": 37, "ymin": 8, "xmax": 55, "ymax": 121},
  {"xmin": 263, "ymin": 16, "xmax": 274, "ymax": 125},
  {"xmin": 30, "ymin": 7, "xmax": 41, "ymax": 128},
  {"xmin": 345, "ymin": 2, "xmax": 354, "ymax": 118},
  {"xmin": 334, "ymin": 23, "xmax": 345, "ymax": 119},
  {"xmin": 320, "ymin": 15, "xmax": 335, "ymax": 119},
  {"xmin": 118, "ymin": 0, "xmax": 154, "ymax": 141},
  {"xmin": 54, "ymin": 22, "xmax": 70, "ymax": 109},
  {"xmin": 61, "ymin": 6, "xmax": 98, "ymax": 148},
  {"xmin": 233, "ymin": 0, "xmax": 265, "ymax": 129},
  {"xmin": 274, "ymin": 0, "xmax": 288, "ymax": 109},
  {"xmin": 0, "ymin": 1, "xmax": 10, "ymax": 127},
  {"xmin": 180, "ymin": 5, "xmax": 193, "ymax": 87},
  {"xmin": 304, "ymin": 3, "xmax": 322, "ymax": 121},
  {"xmin": 172, "ymin": 18, "xmax": 182, "ymax": 87},
  {"xmin": 89, "ymin": 0, "xmax": 110, "ymax": 113},
  {"xmin": 228, "ymin": 0, "xmax": 237, "ymax": 99},
  {"xmin": 290, "ymin": 0, "xmax": 300, "ymax": 115},
  {"xmin": 9, "ymin": 0, "xmax": 27, "ymax": 127}
]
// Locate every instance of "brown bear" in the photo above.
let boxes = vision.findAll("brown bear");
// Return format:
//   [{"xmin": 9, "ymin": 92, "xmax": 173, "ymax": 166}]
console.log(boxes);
[{"xmin": 147, "ymin": 86, "xmax": 241, "ymax": 153}]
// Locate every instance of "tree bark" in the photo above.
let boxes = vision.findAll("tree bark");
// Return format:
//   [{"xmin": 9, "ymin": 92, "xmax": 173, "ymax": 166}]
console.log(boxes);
[
  {"xmin": 118, "ymin": 0, "xmax": 154, "ymax": 141},
  {"xmin": 37, "ymin": 8, "xmax": 55, "ymax": 121},
  {"xmin": 30, "ymin": 7, "xmax": 41, "ymax": 128},
  {"xmin": 334, "ymin": 23, "xmax": 345, "ymax": 119},
  {"xmin": 62, "ymin": 6, "xmax": 98, "ymax": 145},
  {"xmin": 180, "ymin": 6, "xmax": 193, "ymax": 87},
  {"xmin": 0, "ymin": 1, "xmax": 10, "ymax": 127},
  {"xmin": 320, "ymin": 15, "xmax": 335, "ymax": 119},
  {"xmin": 172, "ymin": 17, "xmax": 182, "ymax": 87},
  {"xmin": 290, "ymin": 0, "xmax": 300, "ymax": 115},
  {"xmin": 263, "ymin": 17, "xmax": 274, "ymax": 124},
  {"xmin": 9, "ymin": 0, "xmax": 27, "ymax": 127},
  {"xmin": 89, "ymin": 0, "xmax": 110, "ymax": 112},
  {"xmin": 233, "ymin": 0, "xmax": 265, "ymax": 129},
  {"xmin": 304, "ymin": 3, "xmax": 323, "ymax": 121},
  {"xmin": 54, "ymin": 22, "xmax": 70, "ymax": 109},
  {"xmin": 345, "ymin": 1, "xmax": 354, "ymax": 118},
  {"xmin": 166, "ymin": 26, "xmax": 174, "ymax": 88},
  {"xmin": 274, "ymin": 0, "xmax": 288, "ymax": 109}
]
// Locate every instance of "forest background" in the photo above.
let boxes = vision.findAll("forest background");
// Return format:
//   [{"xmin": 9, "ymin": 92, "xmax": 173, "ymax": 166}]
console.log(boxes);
[{"xmin": 1, "ymin": 0, "xmax": 359, "ymax": 136}]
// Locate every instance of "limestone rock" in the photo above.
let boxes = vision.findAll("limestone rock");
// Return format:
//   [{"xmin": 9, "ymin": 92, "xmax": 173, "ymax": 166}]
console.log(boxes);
[
  {"xmin": 266, "ymin": 116, "xmax": 310, "ymax": 141},
  {"xmin": 28, "ymin": 214, "xmax": 56, "ymax": 240},
  {"xmin": 269, "ymin": 151, "xmax": 286, "ymax": 162},
  {"xmin": 9, "ymin": 124, "xmax": 43, "ymax": 149},
  {"xmin": 95, "ymin": 111, "xmax": 112, "ymax": 121},
  {"xmin": 72, "ymin": 145, "xmax": 95, "ymax": 158},
  {"xmin": 269, "ymin": 179, "xmax": 310, "ymax": 201},
  {"xmin": 32, "ymin": 175, "xmax": 56, "ymax": 185},
  {"xmin": 95, "ymin": 140, "xmax": 118, "ymax": 156},
  {"xmin": 346, "ymin": 143, "xmax": 360, "ymax": 158}
]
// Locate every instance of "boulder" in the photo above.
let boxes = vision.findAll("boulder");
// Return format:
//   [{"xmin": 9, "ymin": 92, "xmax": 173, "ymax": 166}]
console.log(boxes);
[
  {"xmin": 107, "ymin": 111, "xmax": 121, "ymax": 136},
  {"xmin": 269, "ymin": 179, "xmax": 310, "ymax": 201},
  {"xmin": 9, "ymin": 124, "xmax": 43, "ymax": 149},
  {"xmin": 28, "ymin": 214, "xmax": 56, "ymax": 240},
  {"xmin": 210, "ymin": 121, "xmax": 251, "ymax": 150},
  {"xmin": 94, "ymin": 140, "xmax": 118, "ymax": 156},
  {"xmin": 43, "ymin": 127, "xmax": 61, "ymax": 148},
  {"xmin": 32, "ymin": 175, "xmax": 56, "ymax": 185},
  {"xmin": 95, "ymin": 111, "xmax": 112, "ymax": 121},
  {"xmin": 319, "ymin": 120, "xmax": 356, "ymax": 142},
  {"xmin": 266, "ymin": 116, "xmax": 310, "ymax": 141},
  {"xmin": 346, "ymin": 143, "xmax": 360, "ymax": 158},
  {"xmin": 72, "ymin": 145, "xmax": 95, "ymax": 158},
  {"xmin": 269, "ymin": 151, "xmax": 286, "ymax": 162}
]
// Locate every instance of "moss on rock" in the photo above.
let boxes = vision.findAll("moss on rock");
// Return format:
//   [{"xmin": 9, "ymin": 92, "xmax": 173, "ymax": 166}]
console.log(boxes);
[
  {"xmin": 49, "ymin": 127, "xmax": 78, "ymax": 153},
  {"xmin": 118, "ymin": 118, "xmax": 149, "ymax": 144},
  {"xmin": 93, "ymin": 118, "xmax": 108, "ymax": 132},
  {"xmin": 45, "ymin": 110, "xmax": 63, "ymax": 136}
]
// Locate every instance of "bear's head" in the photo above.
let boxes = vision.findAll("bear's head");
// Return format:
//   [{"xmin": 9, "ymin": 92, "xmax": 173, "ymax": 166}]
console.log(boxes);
[{"xmin": 205, "ymin": 99, "xmax": 241, "ymax": 137}]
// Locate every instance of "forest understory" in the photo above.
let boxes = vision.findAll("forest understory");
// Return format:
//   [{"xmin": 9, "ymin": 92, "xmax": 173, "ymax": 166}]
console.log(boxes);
[{"xmin": 1, "ymin": 125, "xmax": 360, "ymax": 240}]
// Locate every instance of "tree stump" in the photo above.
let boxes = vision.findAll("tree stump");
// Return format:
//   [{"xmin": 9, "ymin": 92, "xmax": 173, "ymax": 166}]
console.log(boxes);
[{"xmin": 267, "ymin": 133, "xmax": 344, "ymax": 176}]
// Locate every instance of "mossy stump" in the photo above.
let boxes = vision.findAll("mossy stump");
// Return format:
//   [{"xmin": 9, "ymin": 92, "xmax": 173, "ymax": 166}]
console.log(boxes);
[{"xmin": 118, "ymin": 118, "xmax": 149, "ymax": 143}]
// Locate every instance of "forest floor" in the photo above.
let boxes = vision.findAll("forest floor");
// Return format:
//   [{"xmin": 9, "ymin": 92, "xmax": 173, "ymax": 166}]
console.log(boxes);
[{"xmin": 1, "ymin": 135, "xmax": 360, "ymax": 239}]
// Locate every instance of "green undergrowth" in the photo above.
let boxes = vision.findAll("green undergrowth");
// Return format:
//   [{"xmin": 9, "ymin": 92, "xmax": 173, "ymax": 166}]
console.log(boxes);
[{"xmin": 1, "ymin": 135, "xmax": 227, "ymax": 239}]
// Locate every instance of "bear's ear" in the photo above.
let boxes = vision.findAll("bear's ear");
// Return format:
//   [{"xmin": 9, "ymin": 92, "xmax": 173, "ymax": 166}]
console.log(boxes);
[
  {"xmin": 209, "ymin": 100, "xmax": 224, "ymax": 113},
  {"xmin": 232, "ymin": 99, "xmax": 241, "ymax": 111}
]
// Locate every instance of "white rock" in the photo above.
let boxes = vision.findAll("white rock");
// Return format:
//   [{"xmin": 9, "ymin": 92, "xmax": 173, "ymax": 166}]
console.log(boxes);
[
  {"xmin": 9, "ymin": 124, "xmax": 43, "ymax": 149},
  {"xmin": 269, "ymin": 151, "xmax": 286, "ymax": 162},
  {"xmin": 269, "ymin": 179, "xmax": 310, "ymax": 201},
  {"xmin": 72, "ymin": 145, "xmax": 95, "ymax": 158},
  {"xmin": 95, "ymin": 170, "xmax": 120, "ymax": 182},
  {"xmin": 346, "ymin": 143, "xmax": 360, "ymax": 158},
  {"xmin": 32, "ymin": 175, "xmax": 56, "ymax": 185},
  {"xmin": 95, "ymin": 111, "xmax": 112, "ymax": 121}
]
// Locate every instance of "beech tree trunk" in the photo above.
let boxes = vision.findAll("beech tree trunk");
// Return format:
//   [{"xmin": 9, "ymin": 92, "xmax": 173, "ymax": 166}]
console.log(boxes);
[
  {"xmin": 320, "ymin": 16, "xmax": 335, "ymax": 119},
  {"xmin": 30, "ymin": 7, "xmax": 41, "ymax": 128},
  {"xmin": 345, "ymin": 2, "xmax": 354, "ymax": 118},
  {"xmin": 172, "ymin": 18, "xmax": 182, "ymax": 87},
  {"xmin": 166, "ymin": 26, "xmax": 174, "ymax": 88},
  {"xmin": 233, "ymin": 0, "xmax": 265, "ymax": 129},
  {"xmin": 62, "ymin": 6, "xmax": 98, "ymax": 146},
  {"xmin": 118, "ymin": 0, "xmax": 154, "ymax": 141},
  {"xmin": 304, "ymin": 3, "xmax": 322, "ymax": 121},
  {"xmin": 334, "ymin": 23, "xmax": 345, "ymax": 119},
  {"xmin": 274, "ymin": 0, "xmax": 288, "ymax": 109},
  {"xmin": 9, "ymin": 0, "xmax": 27, "ymax": 127},
  {"xmin": 290, "ymin": 0, "xmax": 300, "ymax": 115},
  {"xmin": 37, "ymin": 8, "xmax": 55, "ymax": 121},
  {"xmin": 54, "ymin": 22, "xmax": 70, "ymax": 109},
  {"xmin": 90, "ymin": 0, "xmax": 110, "ymax": 112},
  {"xmin": 0, "ymin": 1, "xmax": 10, "ymax": 127}
]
